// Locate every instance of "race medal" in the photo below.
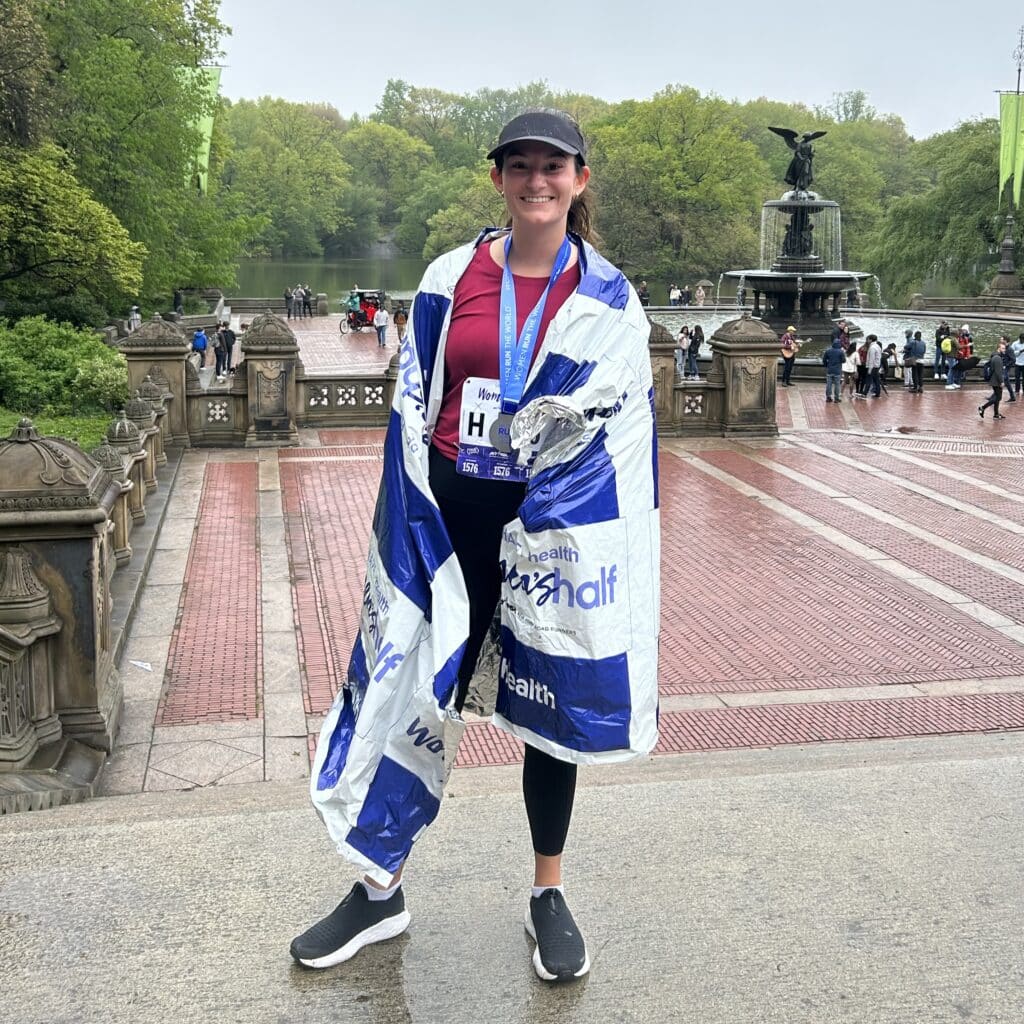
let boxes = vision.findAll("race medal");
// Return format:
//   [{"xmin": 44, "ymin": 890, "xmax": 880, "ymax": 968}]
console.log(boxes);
[{"xmin": 489, "ymin": 413, "xmax": 514, "ymax": 453}]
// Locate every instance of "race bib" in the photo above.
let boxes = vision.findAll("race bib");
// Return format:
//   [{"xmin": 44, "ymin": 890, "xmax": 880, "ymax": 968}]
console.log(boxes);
[{"xmin": 455, "ymin": 377, "xmax": 532, "ymax": 482}]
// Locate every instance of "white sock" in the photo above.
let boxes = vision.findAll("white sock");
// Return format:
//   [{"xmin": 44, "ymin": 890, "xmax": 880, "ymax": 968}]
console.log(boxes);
[
  {"xmin": 532, "ymin": 884, "xmax": 564, "ymax": 899},
  {"xmin": 362, "ymin": 879, "xmax": 401, "ymax": 902}
]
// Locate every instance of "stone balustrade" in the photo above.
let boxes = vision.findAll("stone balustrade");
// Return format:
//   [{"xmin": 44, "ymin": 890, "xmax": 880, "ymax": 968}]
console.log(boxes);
[{"xmin": 0, "ymin": 397, "xmax": 182, "ymax": 812}]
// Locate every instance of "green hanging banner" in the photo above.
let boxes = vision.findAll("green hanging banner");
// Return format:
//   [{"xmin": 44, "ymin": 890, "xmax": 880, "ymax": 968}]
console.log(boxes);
[
  {"xmin": 999, "ymin": 93, "xmax": 1024, "ymax": 207},
  {"xmin": 194, "ymin": 66, "xmax": 221, "ymax": 196}
]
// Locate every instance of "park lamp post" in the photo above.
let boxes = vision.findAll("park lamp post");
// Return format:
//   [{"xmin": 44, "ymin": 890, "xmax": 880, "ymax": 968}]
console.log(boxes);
[{"xmin": 989, "ymin": 27, "xmax": 1024, "ymax": 297}]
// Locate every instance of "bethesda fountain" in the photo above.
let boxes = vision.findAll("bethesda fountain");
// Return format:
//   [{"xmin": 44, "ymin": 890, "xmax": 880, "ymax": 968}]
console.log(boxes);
[{"xmin": 725, "ymin": 127, "xmax": 870, "ymax": 344}]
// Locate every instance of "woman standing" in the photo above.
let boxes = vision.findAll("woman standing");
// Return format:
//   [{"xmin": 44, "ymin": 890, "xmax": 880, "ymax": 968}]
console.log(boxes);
[
  {"xmin": 293, "ymin": 110, "xmax": 660, "ymax": 982},
  {"xmin": 676, "ymin": 325, "xmax": 691, "ymax": 377},
  {"xmin": 687, "ymin": 324, "xmax": 704, "ymax": 380}
]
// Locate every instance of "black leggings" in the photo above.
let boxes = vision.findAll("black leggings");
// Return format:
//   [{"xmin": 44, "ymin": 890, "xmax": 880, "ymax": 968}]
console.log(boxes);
[{"xmin": 429, "ymin": 446, "xmax": 577, "ymax": 857}]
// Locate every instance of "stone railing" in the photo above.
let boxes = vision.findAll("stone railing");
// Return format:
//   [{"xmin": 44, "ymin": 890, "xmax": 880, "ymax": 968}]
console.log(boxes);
[
  {"xmin": 0, "ymin": 380, "xmax": 175, "ymax": 812},
  {"xmin": 650, "ymin": 315, "xmax": 780, "ymax": 437},
  {"xmin": 909, "ymin": 294, "xmax": 1024, "ymax": 316},
  {"xmin": 297, "ymin": 365, "xmax": 397, "ymax": 430}
]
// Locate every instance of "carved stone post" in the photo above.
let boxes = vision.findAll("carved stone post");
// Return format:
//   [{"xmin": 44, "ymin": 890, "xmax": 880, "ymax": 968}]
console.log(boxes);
[
  {"xmin": 106, "ymin": 413, "xmax": 148, "ymax": 526},
  {"xmin": 0, "ymin": 546, "xmax": 62, "ymax": 767},
  {"xmin": 125, "ymin": 392, "xmax": 159, "ymax": 493},
  {"xmin": 139, "ymin": 375, "xmax": 168, "ymax": 465},
  {"xmin": 0, "ymin": 420, "xmax": 122, "ymax": 753},
  {"xmin": 117, "ymin": 315, "xmax": 191, "ymax": 447},
  {"xmin": 90, "ymin": 442, "xmax": 133, "ymax": 566},
  {"xmin": 646, "ymin": 321, "xmax": 678, "ymax": 429},
  {"xmin": 708, "ymin": 315, "xmax": 780, "ymax": 436},
  {"xmin": 241, "ymin": 312, "xmax": 300, "ymax": 447}
]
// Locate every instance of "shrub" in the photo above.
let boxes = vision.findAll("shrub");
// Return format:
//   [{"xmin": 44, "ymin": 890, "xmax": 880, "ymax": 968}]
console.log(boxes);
[{"xmin": 0, "ymin": 315, "xmax": 128, "ymax": 416}]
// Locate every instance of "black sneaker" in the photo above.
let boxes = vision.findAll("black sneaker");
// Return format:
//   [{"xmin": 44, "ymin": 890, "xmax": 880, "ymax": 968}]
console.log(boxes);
[
  {"xmin": 525, "ymin": 889, "xmax": 590, "ymax": 981},
  {"xmin": 290, "ymin": 882, "xmax": 410, "ymax": 969}
]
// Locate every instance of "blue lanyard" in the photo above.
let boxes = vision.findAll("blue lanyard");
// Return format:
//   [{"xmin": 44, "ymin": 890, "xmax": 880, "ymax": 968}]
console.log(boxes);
[{"xmin": 499, "ymin": 234, "xmax": 573, "ymax": 416}]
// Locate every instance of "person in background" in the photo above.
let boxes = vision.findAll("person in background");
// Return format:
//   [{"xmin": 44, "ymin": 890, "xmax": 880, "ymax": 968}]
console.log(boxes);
[
  {"xmin": 668, "ymin": 283, "xmax": 681, "ymax": 306},
  {"xmin": 999, "ymin": 334, "xmax": 1016, "ymax": 403},
  {"xmin": 223, "ymin": 322, "xmax": 237, "ymax": 375},
  {"xmin": 213, "ymin": 324, "xmax": 228, "ymax": 381},
  {"xmin": 284, "ymin": 287, "xmax": 294, "ymax": 320},
  {"xmin": 823, "ymin": 336, "xmax": 844, "ymax": 402},
  {"xmin": 865, "ymin": 334, "xmax": 883, "ymax": 398},
  {"xmin": 881, "ymin": 342, "xmax": 898, "ymax": 392},
  {"xmin": 901, "ymin": 329, "xmax": 914, "ymax": 390},
  {"xmin": 947, "ymin": 327, "xmax": 972, "ymax": 390},
  {"xmin": 676, "ymin": 325, "xmax": 691, "ymax": 378},
  {"xmin": 128, "ymin": 304, "xmax": 142, "ymax": 331},
  {"xmin": 779, "ymin": 326, "xmax": 800, "ymax": 387},
  {"xmin": 393, "ymin": 302, "xmax": 408, "ymax": 342},
  {"xmin": 302, "ymin": 285, "xmax": 313, "ymax": 318},
  {"xmin": 637, "ymin": 280, "xmax": 650, "ymax": 307},
  {"xmin": 373, "ymin": 303, "xmax": 389, "ymax": 347},
  {"xmin": 687, "ymin": 324, "xmax": 703, "ymax": 380},
  {"xmin": 934, "ymin": 320, "xmax": 951, "ymax": 379},
  {"xmin": 680, "ymin": 284, "xmax": 692, "ymax": 306},
  {"xmin": 191, "ymin": 326, "xmax": 208, "ymax": 368},
  {"xmin": 1012, "ymin": 332, "xmax": 1024, "ymax": 398},
  {"xmin": 979, "ymin": 339, "xmax": 1007, "ymax": 419},
  {"xmin": 173, "ymin": 289, "xmax": 184, "ymax": 316},
  {"xmin": 694, "ymin": 284, "xmax": 706, "ymax": 306},
  {"xmin": 841, "ymin": 338, "xmax": 857, "ymax": 399},
  {"xmin": 908, "ymin": 330, "xmax": 926, "ymax": 393}
]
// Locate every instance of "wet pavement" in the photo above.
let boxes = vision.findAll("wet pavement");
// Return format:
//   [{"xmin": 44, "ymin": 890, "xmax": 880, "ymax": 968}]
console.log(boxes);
[{"xmin": 3, "ymin": 355, "xmax": 1024, "ymax": 1022}]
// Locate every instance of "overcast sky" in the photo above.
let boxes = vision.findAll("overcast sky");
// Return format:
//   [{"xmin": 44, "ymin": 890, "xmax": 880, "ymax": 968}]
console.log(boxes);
[{"xmin": 216, "ymin": 0, "xmax": 1023, "ymax": 141}]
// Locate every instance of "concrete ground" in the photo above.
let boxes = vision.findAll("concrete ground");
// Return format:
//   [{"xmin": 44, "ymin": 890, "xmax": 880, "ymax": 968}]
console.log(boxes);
[
  {"xmin": 3, "ymin": 323, "xmax": 1024, "ymax": 1022},
  {"xmin": 1, "ymin": 733, "xmax": 1022, "ymax": 1023}
]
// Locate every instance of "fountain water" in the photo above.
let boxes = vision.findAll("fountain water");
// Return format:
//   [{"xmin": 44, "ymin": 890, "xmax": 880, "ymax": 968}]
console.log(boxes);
[
  {"xmin": 868, "ymin": 275, "xmax": 886, "ymax": 309},
  {"xmin": 724, "ymin": 131, "xmax": 870, "ymax": 344}
]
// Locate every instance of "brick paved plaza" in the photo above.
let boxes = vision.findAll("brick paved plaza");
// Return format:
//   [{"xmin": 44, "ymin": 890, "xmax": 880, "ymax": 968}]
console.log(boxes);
[
  {"xmin": 102, "ymin": 318, "xmax": 1024, "ymax": 793},
  {"xmin": 6, "ymin": 319, "xmax": 1024, "ymax": 1024}
]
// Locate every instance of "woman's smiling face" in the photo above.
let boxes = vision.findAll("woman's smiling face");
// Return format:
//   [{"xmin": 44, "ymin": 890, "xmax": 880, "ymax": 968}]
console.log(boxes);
[{"xmin": 491, "ymin": 142, "xmax": 589, "ymax": 232}]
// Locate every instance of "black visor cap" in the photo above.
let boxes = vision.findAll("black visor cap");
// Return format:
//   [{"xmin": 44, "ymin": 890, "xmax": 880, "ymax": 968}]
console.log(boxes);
[{"xmin": 487, "ymin": 112, "xmax": 587, "ymax": 163}]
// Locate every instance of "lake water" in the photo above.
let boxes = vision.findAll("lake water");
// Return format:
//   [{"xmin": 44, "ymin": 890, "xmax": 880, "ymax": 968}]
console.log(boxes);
[{"xmin": 231, "ymin": 257, "xmax": 429, "ymax": 304}]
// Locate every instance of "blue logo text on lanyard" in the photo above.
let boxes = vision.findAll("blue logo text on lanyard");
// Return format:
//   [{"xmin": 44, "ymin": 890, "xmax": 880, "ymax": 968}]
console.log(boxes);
[{"xmin": 499, "ymin": 234, "xmax": 573, "ymax": 416}]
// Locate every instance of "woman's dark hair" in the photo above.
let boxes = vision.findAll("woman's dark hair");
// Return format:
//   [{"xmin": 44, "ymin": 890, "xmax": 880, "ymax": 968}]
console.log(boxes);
[
  {"xmin": 693, "ymin": 324, "xmax": 704, "ymax": 341},
  {"xmin": 493, "ymin": 109, "xmax": 598, "ymax": 243}
]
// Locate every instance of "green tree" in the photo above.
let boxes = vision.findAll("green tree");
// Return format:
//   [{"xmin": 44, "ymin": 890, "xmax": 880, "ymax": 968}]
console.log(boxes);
[
  {"xmin": 814, "ymin": 90, "xmax": 877, "ymax": 123},
  {"xmin": 220, "ymin": 97, "xmax": 367, "ymax": 257},
  {"xmin": 38, "ymin": 0, "xmax": 242, "ymax": 302},
  {"xmin": 587, "ymin": 88, "xmax": 772, "ymax": 280},
  {"xmin": 423, "ymin": 175, "xmax": 506, "ymax": 259},
  {"xmin": 338, "ymin": 121, "xmax": 434, "ymax": 224},
  {"xmin": 0, "ymin": 143, "xmax": 145, "ymax": 323},
  {"xmin": 394, "ymin": 166, "xmax": 476, "ymax": 256},
  {"xmin": 0, "ymin": 0, "xmax": 50, "ymax": 145},
  {"xmin": 863, "ymin": 119, "xmax": 1003, "ymax": 303},
  {"xmin": 0, "ymin": 315, "xmax": 128, "ymax": 415}
]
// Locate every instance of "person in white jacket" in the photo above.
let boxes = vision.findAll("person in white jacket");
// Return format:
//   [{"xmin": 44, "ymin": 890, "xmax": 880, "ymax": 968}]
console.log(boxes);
[
  {"xmin": 293, "ymin": 109, "xmax": 659, "ymax": 983},
  {"xmin": 372, "ymin": 304, "xmax": 389, "ymax": 347}
]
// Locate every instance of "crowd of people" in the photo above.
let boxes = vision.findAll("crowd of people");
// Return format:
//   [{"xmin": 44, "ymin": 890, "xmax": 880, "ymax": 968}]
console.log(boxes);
[
  {"xmin": 284, "ymin": 284, "xmax": 314, "ymax": 319},
  {"xmin": 816, "ymin": 319, "xmax": 1024, "ymax": 419},
  {"xmin": 667, "ymin": 283, "xmax": 706, "ymax": 307},
  {"xmin": 189, "ymin": 322, "xmax": 237, "ymax": 381},
  {"xmin": 674, "ymin": 324, "xmax": 706, "ymax": 380}
]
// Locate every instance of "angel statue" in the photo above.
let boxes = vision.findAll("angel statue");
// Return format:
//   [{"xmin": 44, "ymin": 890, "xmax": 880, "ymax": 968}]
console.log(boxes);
[{"xmin": 768, "ymin": 127, "xmax": 827, "ymax": 193}]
